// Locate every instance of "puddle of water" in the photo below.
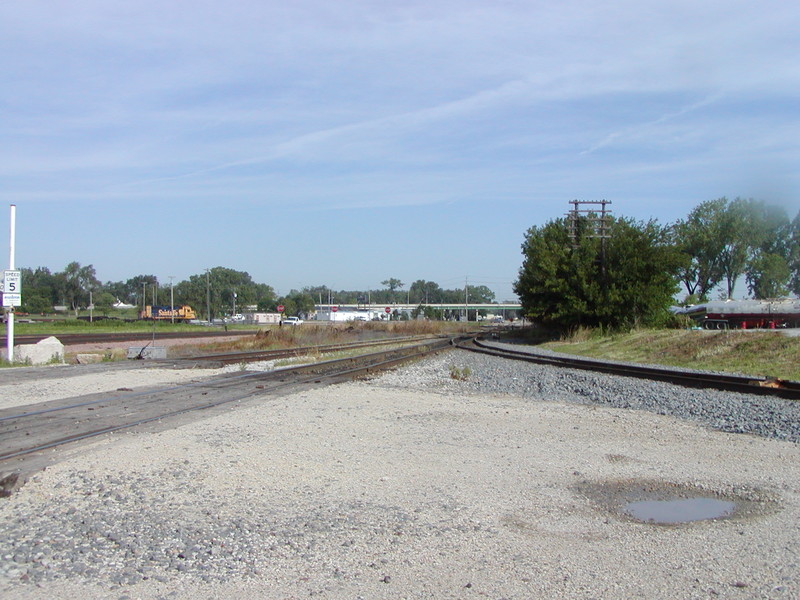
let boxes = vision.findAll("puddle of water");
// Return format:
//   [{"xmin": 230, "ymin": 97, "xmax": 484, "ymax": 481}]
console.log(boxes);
[{"xmin": 624, "ymin": 497, "xmax": 736, "ymax": 524}]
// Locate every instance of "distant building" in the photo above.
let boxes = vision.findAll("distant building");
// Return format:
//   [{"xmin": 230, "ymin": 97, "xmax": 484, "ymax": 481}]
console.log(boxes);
[
  {"xmin": 251, "ymin": 312, "xmax": 281, "ymax": 324},
  {"xmin": 315, "ymin": 309, "xmax": 377, "ymax": 322}
]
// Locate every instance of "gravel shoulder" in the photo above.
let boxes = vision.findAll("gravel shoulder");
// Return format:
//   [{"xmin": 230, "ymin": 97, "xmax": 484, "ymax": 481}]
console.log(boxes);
[{"xmin": 0, "ymin": 350, "xmax": 798, "ymax": 599}]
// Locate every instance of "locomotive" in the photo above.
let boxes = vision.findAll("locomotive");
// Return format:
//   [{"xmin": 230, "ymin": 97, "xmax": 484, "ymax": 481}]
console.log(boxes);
[{"xmin": 139, "ymin": 305, "xmax": 197, "ymax": 322}]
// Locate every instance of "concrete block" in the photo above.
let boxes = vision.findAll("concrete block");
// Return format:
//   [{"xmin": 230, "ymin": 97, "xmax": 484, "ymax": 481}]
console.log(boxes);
[
  {"xmin": 76, "ymin": 353, "xmax": 104, "ymax": 364},
  {"xmin": 14, "ymin": 336, "xmax": 64, "ymax": 365},
  {"xmin": 127, "ymin": 346, "xmax": 167, "ymax": 360}
]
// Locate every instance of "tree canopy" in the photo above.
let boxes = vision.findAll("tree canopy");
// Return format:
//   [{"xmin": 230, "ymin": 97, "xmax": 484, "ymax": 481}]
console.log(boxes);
[
  {"xmin": 674, "ymin": 198, "xmax": 795, "ymax": 301},
  {"xmin": 514, "ymin": 216, "xmax": 684, "ymax": 330}
]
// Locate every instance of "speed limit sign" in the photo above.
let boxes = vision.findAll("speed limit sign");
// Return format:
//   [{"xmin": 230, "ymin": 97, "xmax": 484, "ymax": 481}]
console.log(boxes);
[{"xmin": 2, "ymin": 270, "xmax": 21, "ymax": 307}]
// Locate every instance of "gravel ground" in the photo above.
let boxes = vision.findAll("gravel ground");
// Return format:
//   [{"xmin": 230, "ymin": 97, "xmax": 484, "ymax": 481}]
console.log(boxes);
[
  {"xmin": 0, "ymin": 364, "xmax": 229, "ymax": 411},
  {"xmin": 0, "ymin": 347, "xmax": 798, "ymax": 599}
]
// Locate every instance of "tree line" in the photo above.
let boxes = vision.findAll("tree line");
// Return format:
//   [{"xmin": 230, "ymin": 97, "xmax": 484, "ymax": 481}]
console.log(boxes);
[
  {"xmin": 514, "ymin": 197, "xmax": 800, "ymax": 331},
  {"xmin": 13, "ymin": 265, "xmax": 496, "ymax": 320}
]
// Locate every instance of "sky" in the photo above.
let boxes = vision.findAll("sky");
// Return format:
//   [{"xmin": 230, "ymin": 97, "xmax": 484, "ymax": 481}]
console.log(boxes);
[{"xmin": 1, "ymin": 1, "xmax": 799, "ymax": 302}]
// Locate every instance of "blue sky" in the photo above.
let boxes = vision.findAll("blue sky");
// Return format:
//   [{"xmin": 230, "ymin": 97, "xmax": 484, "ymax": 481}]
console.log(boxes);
[{"xmin": 1, "ymin": 1, "xmax": 798, "ymax": 302}]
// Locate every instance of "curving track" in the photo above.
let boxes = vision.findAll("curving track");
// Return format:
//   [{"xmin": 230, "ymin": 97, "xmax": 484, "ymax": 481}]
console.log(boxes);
[{"xmin": 458, "ymin": 336, "xmax": 800, "ymax": 399}]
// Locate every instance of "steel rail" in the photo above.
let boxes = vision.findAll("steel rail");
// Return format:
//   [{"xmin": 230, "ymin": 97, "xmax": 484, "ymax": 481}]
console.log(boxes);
[
  {"xmin": 0, "ymin": 336, "xmax": 446, "ymax": 424},
  {"xmin": 0, "ymin": 330, "xmax": 256, "ymax": 346},
  {"xmin": 458, "ymin": 337, "xmax": 800, "ymax": 399},
  {"xmin": 0, "ymin": 336, "xmax": 462, "ymax": 464},
  {"xmin": 184, "ymin": 334, "xmax": 442, "ymax": 364}
]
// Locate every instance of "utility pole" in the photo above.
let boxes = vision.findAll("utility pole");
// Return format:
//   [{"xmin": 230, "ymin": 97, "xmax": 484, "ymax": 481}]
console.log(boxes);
[
  {"xmin": 169, "ymin": 276, "xmax": 175, "ymax": 323},
  {"xmin": 464, "ymin": 277, "xmax": 469, "ymax": 322},
  {"xmin": 205, "ymin": 269, "xmax": 211, "ymax": 323},
  {"xmin": 567, "ymin": 199, "xmax": 612, "ymax": 282}
]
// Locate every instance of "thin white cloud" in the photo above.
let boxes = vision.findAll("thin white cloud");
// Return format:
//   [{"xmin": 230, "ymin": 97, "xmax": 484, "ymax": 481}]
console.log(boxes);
[{"xmin": 581, "ymin": 93, "xmax": 726, "ymax": 155}]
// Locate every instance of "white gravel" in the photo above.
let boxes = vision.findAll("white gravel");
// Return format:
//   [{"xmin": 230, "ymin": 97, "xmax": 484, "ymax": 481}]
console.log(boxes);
[
  {"xmin": 0, "ymin": 352, "xmax": 798, "ymax": 599},
  {"xmin": 0, "ymin": 365, "xmax": 229, "ymax": 411}
]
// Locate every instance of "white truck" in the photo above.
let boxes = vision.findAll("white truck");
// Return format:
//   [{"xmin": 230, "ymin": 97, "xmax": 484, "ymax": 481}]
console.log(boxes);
[{"xmin": 282, "ymin": 316, "xmax": 303, "ymax": 326}]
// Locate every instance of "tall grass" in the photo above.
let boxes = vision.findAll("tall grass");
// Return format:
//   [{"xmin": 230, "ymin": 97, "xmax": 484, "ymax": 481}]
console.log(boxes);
[
  {"xmin": 192, "ymin": 321, "xmax": 477, "ymax": 353},
  {"xmin": 541, "ymin": 327, "xmax": 800, "ymax": 381}
]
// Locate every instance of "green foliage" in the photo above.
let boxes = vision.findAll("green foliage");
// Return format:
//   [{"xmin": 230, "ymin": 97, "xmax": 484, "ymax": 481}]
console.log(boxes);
[
  {"xmin": 791, "ymin": 211, "xmax": 800, "ymax": 296},
  {"xmin": 19, "ymin": 289, "xmax": 54, "ymax": 314},
  {"xmin": 675, "ymin": 198, "xmax": 794, "ymax": 300},
  {"xmin": 673, "ymin": 198, "xmax": 727, "ymax": 300},
  {"xmin": 542, "ymin": 329, "xmax": 800, "ymax": 381},
  {"xmin": 747, "ymin": 253, "xmax": 790, "ymax": 299},
  {"xmin": 449, "ymin": 365, "xmax": 472, "ymax": 381},
  {"xmin": 174, "ymin": 267, "xmax": 275, "ymax": 320},
  {"xmin": 514, "ymin": 216, "xmax": 682, "ymax": 331},
  {"xmin": 275, "ymin": 290, "xmax": 315, "ymax": 317}
]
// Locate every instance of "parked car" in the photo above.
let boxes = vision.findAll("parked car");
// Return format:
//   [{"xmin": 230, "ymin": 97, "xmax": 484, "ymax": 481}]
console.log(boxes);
[{"xmin": 282, "ymin": 316, "xmax": 303, "ymax": 325}]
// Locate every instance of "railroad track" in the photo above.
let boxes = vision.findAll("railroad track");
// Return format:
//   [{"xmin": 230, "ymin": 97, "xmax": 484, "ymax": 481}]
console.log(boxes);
[
  {"xmin": 183, "ymin": 334, "xmax": 445, "ymax": 365},
  {"xmin": 0, "ymin": 336, "xmax": 464, "ymax": 486},
  {"xmin": 458, "ymin": 337, "xmax": 800, "ymax": 400},
  {"xmin": 0, "ymin": 330, "xmax": 255, "ymax": 347}
]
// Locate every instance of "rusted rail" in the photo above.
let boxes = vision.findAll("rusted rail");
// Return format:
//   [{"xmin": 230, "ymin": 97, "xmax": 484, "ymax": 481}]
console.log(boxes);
[
  {"xmin": 1, "ymin": 330, "xmax": 255, "ymax": 347},
  {"xmin": 184, "ymin": 334, "xmax": 442, "ymax": 365},
  {"xmin": 458, "ymin": 337, "xmax": 800, "ymax": 400}
]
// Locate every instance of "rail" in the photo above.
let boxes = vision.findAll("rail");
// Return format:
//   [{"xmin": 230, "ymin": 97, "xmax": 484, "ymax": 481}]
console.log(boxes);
[
  {"xmin": 458, "ymin": 337, "xmax": 800, "ymax": 400},
  {"xmin": 0, "ymin": 336, "xmax": 467, "ymax": 474}
]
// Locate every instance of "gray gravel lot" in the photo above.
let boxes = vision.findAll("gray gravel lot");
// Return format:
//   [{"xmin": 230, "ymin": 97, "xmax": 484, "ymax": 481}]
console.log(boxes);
[{"xmin": 0, "ymin": 349, "xmax": 798, "ymax": 599}]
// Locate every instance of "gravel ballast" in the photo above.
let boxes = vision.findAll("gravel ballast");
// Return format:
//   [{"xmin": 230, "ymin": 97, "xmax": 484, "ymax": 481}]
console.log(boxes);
[{"xmin": 0, "ymin": 348, "xmax": 798, "ymax": 599}]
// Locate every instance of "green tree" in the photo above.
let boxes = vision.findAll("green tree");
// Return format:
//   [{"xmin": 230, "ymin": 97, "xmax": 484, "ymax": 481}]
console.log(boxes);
[
  {"xmin": 409, "ymin": 280, "xmax": 444, "ymax": 304},
  {"xmin": 718, "ymin": 198, "xmax": 758, "ymax": 298},
  {"xmin": 20, "ymin": 267, "xmax": 58, "ymax": 310},
  {"xmin": 747, "ymin": 253, "xmax": 790, "ymax": 298},
  {"xmin": 277, "ymin": 290, "xmax": 315, "ymax": 317},
  {"xmin": 466, "ymin": 284, "xmax": 495, "ymax": 304},
  {"xmin": 54, "ymin": 262, "xmax": 101, "ymax": 312},
  {"xmin": 381, "ymin": 278, "xmax": 404, "ymax": 302},
  {"xmin": 19, "ymin": 289, "xmax": 53, "ymax": 314},
  {"xmin": 93, "ymin": 291, "xmax": 117, "ymax": 316},
  {"xmin": 790, "ymin": 211, "xmax": 800, "ymax": 296},
  {"xmin": 175, "ymin": 267, "xmax": 273, "ymax": 321},
  {"xmin": 118, "ymin": 275, "xmax": 159, "ymax": 309},
  {"xmin": 673, "ymin": 199, "xmax": 727, "ymax": 300},
  {"xmin": 514, "ymin": 216, "xmax": 683, "ymax": 330},
  {"xmin": 745, "ymin": 201, "xmax": 792, "ymax": 299}
]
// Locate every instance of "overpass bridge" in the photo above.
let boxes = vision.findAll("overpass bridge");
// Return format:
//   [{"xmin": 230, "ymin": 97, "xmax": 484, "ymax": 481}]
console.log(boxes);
[
  {"xmin": 315, "ymin": 303, "xmax": 521, "ymax": 313},
  {"xmin": 316, "ymin": 302, "xmax": 522, "ymax": 310}
]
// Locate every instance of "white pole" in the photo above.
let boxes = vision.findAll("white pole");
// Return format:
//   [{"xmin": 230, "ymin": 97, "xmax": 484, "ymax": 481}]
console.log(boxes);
[{"xmin": 7, "ymin": 204, "xmax": 16, "ymax": 363}]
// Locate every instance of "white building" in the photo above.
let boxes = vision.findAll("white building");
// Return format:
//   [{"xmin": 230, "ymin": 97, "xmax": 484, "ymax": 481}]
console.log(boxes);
[
  {"xmin": 315, "ymin": 309, "xmax": 378, "ymax": 322},
  {"xmin": 250, "ymin": 312, "xmax": 282, "ymax": 324}
]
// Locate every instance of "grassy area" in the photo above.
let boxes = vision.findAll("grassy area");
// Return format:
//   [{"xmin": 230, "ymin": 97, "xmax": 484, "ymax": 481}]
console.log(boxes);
[
  {"xmin": 8, "ymin": 319, "xmax": 252, "ymax": 335},
  {"xmin": 538, "ymin": 328, "xmax": 800, "ymax": 381}
]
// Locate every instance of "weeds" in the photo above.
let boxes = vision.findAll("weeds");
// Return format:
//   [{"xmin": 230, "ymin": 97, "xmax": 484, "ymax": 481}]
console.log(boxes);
[
  {"xmin": 542, "ymin": 328, "xmax": 800, "ymax": 381},
  {"xmin": 449, "ymin": 365, "xmax": 472, "ymax": 381}
]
